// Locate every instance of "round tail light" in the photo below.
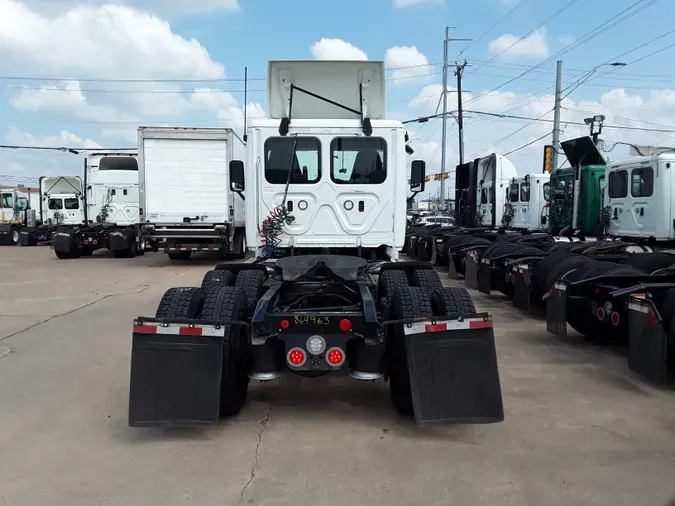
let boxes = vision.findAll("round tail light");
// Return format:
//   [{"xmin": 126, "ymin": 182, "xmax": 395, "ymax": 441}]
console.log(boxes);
[
  {"xmin": 92, "ymin": 239, "xmax": 98, "ymax": 245},
  {"xmin": 596, "ymin": 307, "xmax": 606, "ymax": 320},
  {"xmin": 287, "ymin": 347, "xmax": 306, "ymax": 367},
  {"xmin": 280, "ymin": 319, "xmax": 290, "ymax": 329},
  {"xmin": 610, "ymin": 312, "xmax": 620, "ymax": 326},
  {"xmin": 339, "ymin": 319, "xmax": 352, "ymax": 332},
  {"xmin": 326, "ymin": 347, "xmax": 345, "ymax": 367},
  {"xmin": 83, "ymin": 240, "xmax": 89, "ymax": 245}
]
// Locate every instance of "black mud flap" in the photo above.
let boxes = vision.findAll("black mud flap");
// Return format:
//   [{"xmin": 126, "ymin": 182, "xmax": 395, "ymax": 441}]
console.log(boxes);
[
  {"xmin": 464, "ymin": 252, "xmax": 480, "ymax": 290},
  {"xmin": 52, "ymin": 231, "xmax": 73, "ymax": 253},
  {"xmin": 0, "ymin": 225, "xmax": 13, "ymax": 246},
  {"xmin": 129, "ymin": 320, "xmax": 224, "ymax": 427},
  {"xmin": 404, "ymin": 317, "xmax": 504, "ymax": 426},
  {"xmin": 513, "ymin": 265, "xmax": 533, "ymax": 311},
  {"xmin": 448, "ymin": 255, "xmax": 460, "ymax": 279},
  {"xmin": 109, "ymin": 230, "xmax": 130, "ymax": 252},
  {"xmin": 546, "ymin": 281, "xmax": 568, "ymax": 338},
  {"xmin": 478, "ymin": 258, "xmax": 491, "ymax": 295},
  {"xmin": 19, "ymin": 231, "xmax": 38, "ymax": 246},
  {"xmin": 627, "ymin": 297, "xmax": 670, "ymax": 385}
]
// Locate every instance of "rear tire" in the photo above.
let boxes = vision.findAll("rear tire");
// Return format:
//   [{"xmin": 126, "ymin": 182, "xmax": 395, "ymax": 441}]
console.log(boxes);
[
  {"xmin": 201, "ymin": 269, "xmax": 235, "ymax": 294},
  {"xmin": 410, "ymin": 268, "xmax": 443, "ymax": 294},
  {"xmin": 387, "ymin": 286, "xmax": 432, "ymax": 417},
  {"xmin": 431, "ymin": 287, "xmax": 476, "ymax": 318},
  {"xmin": 234, "ymin": 270, "xmax": 267, "ymax": 314},
  {"xmin": 232, "ymin": 228, "xmax": 247, "ymax": 259},
  {"xmin": 10, "ymin": 226, "xmax": 19, "ymax": 245},
  {"xmin": 377, "ymin": 269, "xmax": 408, "ymax": 303},
  {"xmin": 200, "ymin": 286, "xmax": 250, "ymax": 417},
  {"xmin": 155, "ymin": 287, "xmax": 206, "ymax": 318}
]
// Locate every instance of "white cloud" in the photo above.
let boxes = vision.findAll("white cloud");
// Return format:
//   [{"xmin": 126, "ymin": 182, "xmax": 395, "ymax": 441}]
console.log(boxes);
[
  {"xmin": 0, "ymin": 1, "xmax": 225, "ymax": 80},
  {"xmin": 393, "ymin": 0, "xmax": 443, "ymax": 7},
  {"xmin": 16, "ymin": 0, "xmax": 240, "ymax": 17},
  {"xmin": 310, "ymin": 38, "xmax": 368, "ymax": 60},
  {"xmin": 5, "ymin": 126, "xmax": 101, "ymax": 149},
  {"xmin": 385, "ymin": 46, "xmax": 432, "ymax": 85},
  {"xmin": 488, "ymin": 28, "xmax": 549, "ymax": 59}
]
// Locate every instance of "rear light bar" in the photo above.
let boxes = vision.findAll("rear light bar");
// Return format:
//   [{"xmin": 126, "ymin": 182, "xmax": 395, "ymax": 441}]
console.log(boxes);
[
  {"xmin": 404, "ymin": 318, "xmax": 493, "ymax": 335},
  {"xmin": 132, "ymin": 322, "xmax": 225, "ymax": 337}
]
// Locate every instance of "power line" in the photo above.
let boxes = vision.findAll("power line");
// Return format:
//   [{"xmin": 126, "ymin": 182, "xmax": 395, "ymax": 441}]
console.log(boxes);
[
  {"xmin": 464, "ymin": 0, "xmax": 661, "ymax": 107},
  {"xmin": 458, "ymin": 0, "xmax": 530, "ymax": 56},
  {"xmin": 0, "ymin": 144, "xmax": 135, "ymax": 152},
  {"xmin": 468, "ymin": 0, "xmax": 582, "ymax": 75},
  {"xmin": 502, "ymin": 132, "xmax": 551, "ymax": 156}
]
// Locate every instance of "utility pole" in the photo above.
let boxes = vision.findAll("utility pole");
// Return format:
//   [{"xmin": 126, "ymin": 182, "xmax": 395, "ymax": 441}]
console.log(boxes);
[
  {"xmin": 551, "ymin": 60, "xmax": 563, "ymax": 171},
  {"xmin": 440, "ymin": 26, "xmax": 449, "ymax": 212},
  {"xmin": 456, "ymin": 61, "xmax": 467, "ymax": 165},
  {"xmin": 440, "ymin": 27, "xmax": 471, "ymax": 211}
]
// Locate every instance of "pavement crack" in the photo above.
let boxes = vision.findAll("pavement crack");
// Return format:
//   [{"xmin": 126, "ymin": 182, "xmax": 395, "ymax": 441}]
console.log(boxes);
[{"xmin": 238, "ymin": 404, "xmax": 272, "ymax": 506}]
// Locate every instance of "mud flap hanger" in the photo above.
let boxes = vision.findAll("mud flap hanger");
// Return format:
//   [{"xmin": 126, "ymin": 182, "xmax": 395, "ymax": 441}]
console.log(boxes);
[{"xmin": 278, "ymin": 82, "xmax": 373, "ymax": 137}]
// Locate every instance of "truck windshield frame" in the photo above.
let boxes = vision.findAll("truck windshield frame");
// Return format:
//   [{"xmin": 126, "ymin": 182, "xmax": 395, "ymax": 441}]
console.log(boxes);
[
  {"xmin": 509, "ymin": 183, "xmax": 519, "ymax": 203},
  {"xmin": 264, "ymin": 137, "xmax": 321, "ymax": 185},
  {"xmin": 330, "ymin": 137, "xmax": 387, "ymax": 185}
]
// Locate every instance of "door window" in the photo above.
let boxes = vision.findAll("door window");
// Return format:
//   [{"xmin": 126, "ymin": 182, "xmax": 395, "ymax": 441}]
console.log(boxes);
[{"xmin": 2, "ymin": 193, "xmax": 13, "ymax": 208}]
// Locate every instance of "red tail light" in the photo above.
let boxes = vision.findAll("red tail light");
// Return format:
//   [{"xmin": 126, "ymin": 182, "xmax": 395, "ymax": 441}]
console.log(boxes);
[
  {"xmin": 326, "ymin": 347, "xmax": 345, "ymax": 366},
  {"xmin": 287, "ymin": 347, "xmax": 306, "ymax": 367},
  {"xmin": 280, "ymin": 319, "xmax": 290, "ymax": 329},
  {"xmin": 92, "ymin": 239, "xmax": 98, "ymax": 245},
  {"xmin": 339, "ymin": 319, "xmax": 352, "ymax": 332},
  {"xmin": 610, "ymin": 312, "xmax": 620, "ymax": 326},
  {"xmin": 596, "ymin": 307, "xmax": 605, "ymax": 320},
  {"xmin": 83, "ymin": 240, "xmax": 89, "ymax": 245}
]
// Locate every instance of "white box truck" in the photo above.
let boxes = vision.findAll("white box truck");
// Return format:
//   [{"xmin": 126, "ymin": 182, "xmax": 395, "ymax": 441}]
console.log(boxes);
[{"xmin": 138, "ymin": 127, "xmax": 247, "ymax": 260}]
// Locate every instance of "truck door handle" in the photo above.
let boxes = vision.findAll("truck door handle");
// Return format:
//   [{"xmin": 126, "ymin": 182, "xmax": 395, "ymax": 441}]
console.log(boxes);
[
  {"xmin": 640, "ymin": 207, "xmax": 644, "ymax": 217},
  {"xmin": 358, "ymin": 201, "xmax": 364, "ymax": 212},
  {"xmin": 287, "ymin": 200, "xmax": 293, "ymax": 212}
]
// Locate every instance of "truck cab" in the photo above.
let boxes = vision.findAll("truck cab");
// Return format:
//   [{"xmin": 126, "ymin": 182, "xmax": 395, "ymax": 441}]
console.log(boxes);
[
  {"xmin": 605, "ymin": 152, "xmax": 675, "ymax": 241},
  {"xmin": 505, "ymin": 173, "xmax": 550, "ymax": 230},
  {"xmin": 549, "ymin": 136, "xmax": 607, "ymax": 236},
  {"xmin": 237, "ymin": 60, "xmax": 420, "ymax": 259},
  {"xmin": 39, "ymin": 176, "xmax": 84, "ymax": 226},
  {"xmin": 476, "ymin": 154, "xmax": 518, "ymax": 227},
  {"xmin": 85, "ymin": 152, "xmax": 139, "ymax": 225}
]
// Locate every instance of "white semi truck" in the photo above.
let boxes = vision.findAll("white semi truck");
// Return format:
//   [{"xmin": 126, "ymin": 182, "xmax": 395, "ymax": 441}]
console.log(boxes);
[
  {"xmin": 503, "ymin": 173, "xmax": 551, "ymax": 231},
  {"xmin": 51, "ymin": 151, "xmax": 145, "ymax": 258},
  {"xmin": 40, "ymin": 176, "xmax": 85, "ymax": 226},
  {"xmin": 127, "ymin": 60, "xmax": 504, "ymax": 429},
  {"xmin": 138, "ymin": 127, "xmax": 247, "ymax": 260}
]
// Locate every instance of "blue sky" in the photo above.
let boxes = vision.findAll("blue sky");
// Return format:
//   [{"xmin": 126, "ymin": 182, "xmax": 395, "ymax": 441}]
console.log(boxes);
[{"xmin": 2, "ymin": 0, "xmax": 675, "ymax": 198}]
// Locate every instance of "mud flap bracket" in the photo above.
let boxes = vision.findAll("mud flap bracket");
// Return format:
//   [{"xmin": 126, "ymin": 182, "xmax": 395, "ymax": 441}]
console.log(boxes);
[
  {"xmin": 627, "ymin": 297, "xmax": 670, "ymax": 385},
  {"xmin": 404, "ymin": 319, "xmax": 504, "ymax": 426}
]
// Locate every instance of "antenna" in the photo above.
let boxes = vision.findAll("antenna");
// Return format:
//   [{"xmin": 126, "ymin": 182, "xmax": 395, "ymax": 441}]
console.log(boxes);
[{"xmin": 243, "ymin": 66, "xmax": 248, "ymax": 143}]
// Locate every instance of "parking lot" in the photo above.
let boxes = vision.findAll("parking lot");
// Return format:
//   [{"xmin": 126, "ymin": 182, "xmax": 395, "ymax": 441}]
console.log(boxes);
[{"xmin": 1, "ymin": 247, "xmax": 675, "ymax": 505}]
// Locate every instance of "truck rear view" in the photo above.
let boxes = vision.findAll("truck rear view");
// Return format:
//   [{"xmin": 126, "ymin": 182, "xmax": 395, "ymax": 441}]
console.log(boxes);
[{"xmin": 138, "ymin": 127, "xmax": 246, "ymax": 260}]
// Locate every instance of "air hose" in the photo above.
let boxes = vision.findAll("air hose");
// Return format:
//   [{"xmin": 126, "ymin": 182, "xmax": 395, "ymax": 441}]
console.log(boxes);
[{"xmin": 261, "ymin": 206, "xmax": 295, "ymax": 258}]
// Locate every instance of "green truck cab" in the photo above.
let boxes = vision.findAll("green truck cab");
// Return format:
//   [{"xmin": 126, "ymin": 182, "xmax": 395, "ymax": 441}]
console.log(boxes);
[{"xmin": 548, "ymin": 137, "xmax": 607, "ymax": 236}]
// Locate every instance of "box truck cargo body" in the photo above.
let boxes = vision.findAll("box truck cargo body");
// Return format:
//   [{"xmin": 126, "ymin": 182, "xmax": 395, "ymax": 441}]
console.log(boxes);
[{"xmin": 138, "ymin": 127, "xmax": 246, "ymax": 259}]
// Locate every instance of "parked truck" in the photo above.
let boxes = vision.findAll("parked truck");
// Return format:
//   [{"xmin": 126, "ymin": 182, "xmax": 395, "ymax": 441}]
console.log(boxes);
[
  {"xmin": 128, "ymin": 60, "xmax": 504, "ymax": 429},
  {"xmin": 0, "ymin": 186, "xmax": 41, "ymax": 245},
  {"xmin": 138, "ymin": 127, "xmax": 247, "ymax": 260},
  {"xmin": 50, "ymin": 151, "xmax": 144, "ymax": 258}
]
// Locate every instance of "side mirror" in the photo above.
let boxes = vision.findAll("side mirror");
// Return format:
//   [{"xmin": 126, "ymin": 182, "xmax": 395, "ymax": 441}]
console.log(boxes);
[
  {"xmin": 229, "ymin": 160, "xmax": 245, "ymax": 192},
  {"xmin": 410, "ymin": 160, "xmax": 426, "ymax": 193}
]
